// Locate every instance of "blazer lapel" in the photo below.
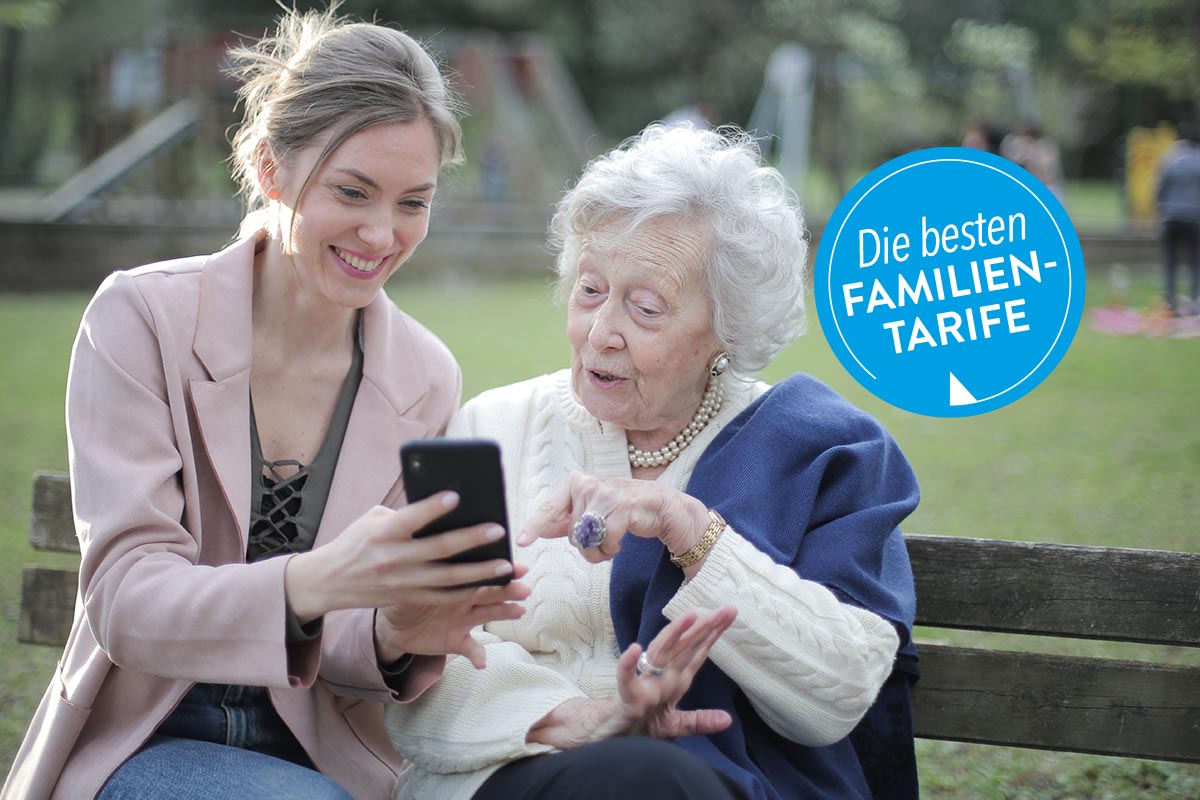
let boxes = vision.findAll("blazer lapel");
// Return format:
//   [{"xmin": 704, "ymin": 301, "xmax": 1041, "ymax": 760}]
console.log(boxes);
[
  {"xmin": 189, "ymin": 235, "xmax": 259, "ymax": 550},
  {"xmin": 316, "ymin": 291, "xmax": 434, "ymax": 546}
]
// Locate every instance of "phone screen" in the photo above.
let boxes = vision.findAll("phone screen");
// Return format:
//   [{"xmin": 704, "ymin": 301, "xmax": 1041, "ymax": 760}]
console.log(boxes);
[{"xmin": 401, "ymin": 438, "xmax": 512, "ymax": 586}]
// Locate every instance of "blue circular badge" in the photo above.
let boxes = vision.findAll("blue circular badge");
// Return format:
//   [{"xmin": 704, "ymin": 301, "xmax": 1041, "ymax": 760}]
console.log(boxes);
[{"xmin": 813, "ymin": 147, "xmax": 1085, "ymax": 417}]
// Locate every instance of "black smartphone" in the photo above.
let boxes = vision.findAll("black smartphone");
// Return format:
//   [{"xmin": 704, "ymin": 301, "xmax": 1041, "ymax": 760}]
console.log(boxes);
[{"xmin": 400, "ymin": 438, "xmax": 512, "ymax": 586}]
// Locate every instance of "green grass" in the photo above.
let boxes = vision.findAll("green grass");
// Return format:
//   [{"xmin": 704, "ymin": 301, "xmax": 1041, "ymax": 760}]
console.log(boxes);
[
  {"xmin": 1064, "ymin": 180, "xmax": 1128, "ymax": 233},
  {"xmin": 0, "ymin": 294, "xmax": 90, "ymax": 762},
  {"xmin": 1, "ymin": 267, "xmax": 1197, "ymax": 796}
]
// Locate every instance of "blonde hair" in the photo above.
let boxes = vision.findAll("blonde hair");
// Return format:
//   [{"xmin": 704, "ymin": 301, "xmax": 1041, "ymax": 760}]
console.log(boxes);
[{"xmin": 227, "ymin": 3, "xmax": 463, "ymax": 235}]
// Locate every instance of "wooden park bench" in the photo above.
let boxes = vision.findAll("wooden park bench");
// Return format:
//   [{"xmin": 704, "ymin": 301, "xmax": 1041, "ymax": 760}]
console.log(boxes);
[{"xmin": 19, "ymin": 471, "xmax": 1200, "ymax": 764}]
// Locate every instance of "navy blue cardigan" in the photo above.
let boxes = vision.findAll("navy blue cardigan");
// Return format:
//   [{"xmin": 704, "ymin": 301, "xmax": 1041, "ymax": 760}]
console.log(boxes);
[{"xmin": 610, "ymin": 374, "xmax": 921, "ymax": 800}]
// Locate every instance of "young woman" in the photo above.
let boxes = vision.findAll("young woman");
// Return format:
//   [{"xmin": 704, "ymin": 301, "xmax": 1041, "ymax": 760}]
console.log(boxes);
[{"xmin": 3, "ymin": 8, "xmax": 528, "ymax": 799}]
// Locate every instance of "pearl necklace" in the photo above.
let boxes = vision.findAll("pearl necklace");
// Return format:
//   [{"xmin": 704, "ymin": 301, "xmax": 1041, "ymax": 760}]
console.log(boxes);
[{"xmin": 628, "ymin": 377, "xmax": 724, "ymax": 469}]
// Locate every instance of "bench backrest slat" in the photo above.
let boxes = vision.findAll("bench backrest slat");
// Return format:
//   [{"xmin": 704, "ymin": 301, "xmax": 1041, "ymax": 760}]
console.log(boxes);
[
  {"xmin": 906, "ymin": 533, "xmax": 1200, "ymax": 646},
  {"xmin": 30, "ymin": 471, "xmax": 78, "ymax": 553},
  {"xmin": 22, "ymin": 473, "xmax": 80, "ymax": 646},
  {"xmin": 19, "ymin": 566, "xmax": 78, "ymax": 646},
  {"xmin": 913, "ymin": 644, "xmax": 1200, "ymax": 763}
]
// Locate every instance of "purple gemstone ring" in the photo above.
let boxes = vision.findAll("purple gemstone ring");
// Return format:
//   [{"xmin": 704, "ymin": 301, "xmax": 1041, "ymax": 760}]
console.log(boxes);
[{"xmin": 571, "ymin": 510, "xmax": 608, "ymax": 550}]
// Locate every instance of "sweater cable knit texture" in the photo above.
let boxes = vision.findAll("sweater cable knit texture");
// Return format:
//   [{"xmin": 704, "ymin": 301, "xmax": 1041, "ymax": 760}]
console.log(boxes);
[{"xmin": 385, "ymin": 371, "xmax": 899, "ymax": 800}]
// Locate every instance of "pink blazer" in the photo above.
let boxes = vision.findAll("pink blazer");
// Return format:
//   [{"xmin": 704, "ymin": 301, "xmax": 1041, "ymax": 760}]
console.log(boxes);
[{"xmin": 3, "ymin": 234, "xmax": 461, "ymax": 800}]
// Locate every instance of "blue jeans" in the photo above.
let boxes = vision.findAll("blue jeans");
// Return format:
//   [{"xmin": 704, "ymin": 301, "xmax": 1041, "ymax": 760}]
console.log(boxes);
[{"xmin": 99, "ymin": 683, "xmax": 351, "ymax": 799}]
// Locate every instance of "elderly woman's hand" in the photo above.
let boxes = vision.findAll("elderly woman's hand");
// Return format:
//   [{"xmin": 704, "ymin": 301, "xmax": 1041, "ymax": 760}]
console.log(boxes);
[
  {"xmin": 526, "ymin": 606, "xmax": 737, "ymax": 749},
  {"xmin": 517, "ymin": 471, "xmax": 711, "ymax": 567}
]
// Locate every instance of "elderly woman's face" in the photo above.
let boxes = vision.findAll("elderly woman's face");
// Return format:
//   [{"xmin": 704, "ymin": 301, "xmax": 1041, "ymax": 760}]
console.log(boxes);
[{"xmin": 567, "ymin": 217, "xmax": 721, "ymax": 442}]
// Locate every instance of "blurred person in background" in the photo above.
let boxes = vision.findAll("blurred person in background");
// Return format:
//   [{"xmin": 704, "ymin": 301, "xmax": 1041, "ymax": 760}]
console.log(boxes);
[
  {"xmin": 2, "ymin": 6, "xmax": 529, "ymax": 800},
  {"xmin": 962, "ymin": 117, "xmax": 1002, "ymax": 154},
  {"xmin": 1002, "ymin": 120, "xmax": 1063, "ymax": 201},
  {"xmin": 1155, "ymin": 121, "xmax": 1200, "ymax": 315}
]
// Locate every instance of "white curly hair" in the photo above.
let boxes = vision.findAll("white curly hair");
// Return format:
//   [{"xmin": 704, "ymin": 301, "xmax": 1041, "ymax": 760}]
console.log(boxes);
[{"xmin": 548, "ymin": 123, "xmax": 808, "ymax": 378}]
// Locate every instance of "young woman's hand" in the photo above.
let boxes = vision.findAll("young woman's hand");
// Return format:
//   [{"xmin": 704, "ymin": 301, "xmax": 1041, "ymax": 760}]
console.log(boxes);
[
  {"xmin": 374, "ymin": 564, "xmax": 531, "ymax": 667},
  {"xmin": 526, "ymin": 606, "xmax": 737, "ymax": 749},
  {"xmin": 284, "ymin": 491, "xmax": 528, "ymax": 662}
]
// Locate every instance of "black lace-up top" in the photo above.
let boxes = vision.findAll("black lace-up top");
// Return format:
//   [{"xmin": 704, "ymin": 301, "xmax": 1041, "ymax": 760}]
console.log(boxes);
[
  {"xmin": 168, "ymin": 319, "xmax": 409, "ymax": 732},
  {"xmin": 247, "ymin": 331, "xmax": 364, "ymax": 563}
]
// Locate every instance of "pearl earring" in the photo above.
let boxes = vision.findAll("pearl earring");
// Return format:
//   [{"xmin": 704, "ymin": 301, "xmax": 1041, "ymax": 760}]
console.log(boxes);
[{"xmin": 708, "ymin": 352, "xmax": 730, "ymax": 378}]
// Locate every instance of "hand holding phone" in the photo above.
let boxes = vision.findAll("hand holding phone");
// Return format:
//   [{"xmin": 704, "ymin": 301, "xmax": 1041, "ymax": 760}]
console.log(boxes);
[{"xmin": 401, "ymin": 438, "xmax": 513, "ymax": 587}]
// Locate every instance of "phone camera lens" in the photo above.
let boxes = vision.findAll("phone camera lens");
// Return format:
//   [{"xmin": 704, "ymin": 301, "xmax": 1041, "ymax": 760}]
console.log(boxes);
[{"xmin": 408, "ymin": 455, "xmax": 423, "ymax": 474}]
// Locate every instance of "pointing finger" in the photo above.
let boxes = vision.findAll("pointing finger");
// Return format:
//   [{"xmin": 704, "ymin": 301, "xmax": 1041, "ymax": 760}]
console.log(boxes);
[{"xmin": 517, "ymin": 485, "xmax": 573, "ymax": 545}]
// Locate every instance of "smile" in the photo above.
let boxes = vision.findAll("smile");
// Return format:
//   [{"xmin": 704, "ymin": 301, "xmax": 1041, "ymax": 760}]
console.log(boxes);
[{"xmin": 332, "ymin": 246, "xmax": 387, "ymax": 274}]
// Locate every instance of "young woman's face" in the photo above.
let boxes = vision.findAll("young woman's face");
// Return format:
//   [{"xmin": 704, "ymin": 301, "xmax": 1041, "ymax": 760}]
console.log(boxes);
[{"xmin": 269, "ymin": 119, "xmax": 441, "ymax": 309}]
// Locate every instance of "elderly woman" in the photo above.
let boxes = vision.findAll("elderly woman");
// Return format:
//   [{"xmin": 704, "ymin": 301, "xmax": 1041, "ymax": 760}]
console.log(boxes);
[{"xmin": 386, "ymin": 124, "xmax": 920, "ymax": 800}]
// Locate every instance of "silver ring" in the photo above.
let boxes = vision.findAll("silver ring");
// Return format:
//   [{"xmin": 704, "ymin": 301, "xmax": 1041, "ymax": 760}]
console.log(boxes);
[
  {"xmin": 636, "ymin": 650, "xmax": 665, "ymax": 677},
  {"xmin": 570, "ymin": 510, "xmax": 608, "ymax": 549}
]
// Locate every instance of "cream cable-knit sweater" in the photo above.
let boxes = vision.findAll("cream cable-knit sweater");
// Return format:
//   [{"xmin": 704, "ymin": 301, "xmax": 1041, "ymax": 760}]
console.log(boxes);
[{"xmin": 385, "ymin": 371, "xmax": 900, "ymax": 800}]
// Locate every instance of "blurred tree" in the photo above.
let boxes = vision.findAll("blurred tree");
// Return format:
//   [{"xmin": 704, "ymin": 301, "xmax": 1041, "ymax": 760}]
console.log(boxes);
[
  {"xmin": 1, "ymin": 0, "xmax": 1172, "ymax": 193},
  {"xmin": 0, "ymin": 0, "xmax": 63, "ymax": 176},
  {"xmin": 2, "ymin": 0, "xmax": 178, "ymax": 182},
  {"xmin": 750, "ymin": 0, "xmax": 1087, "ymax": 189},
  {"xmin": 1067, "ymin": 0, "xmax": 1200, "ymax": 120},
  {"xmin": 377, "ymin": 0, "xmax": 765, "ymax": 140},
  {"xmin": 754, "ymin": 1, "xmax": 907, "ymax": 191}
]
